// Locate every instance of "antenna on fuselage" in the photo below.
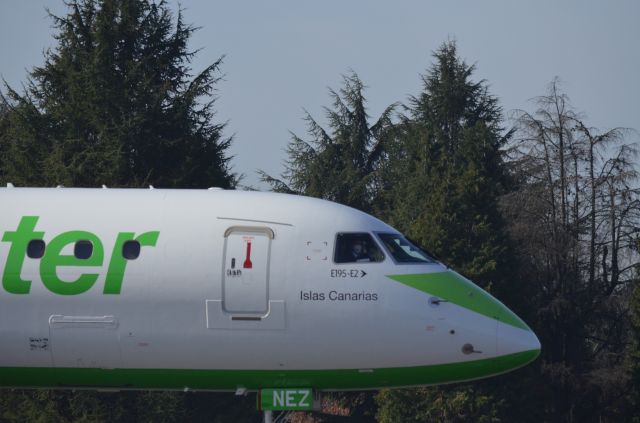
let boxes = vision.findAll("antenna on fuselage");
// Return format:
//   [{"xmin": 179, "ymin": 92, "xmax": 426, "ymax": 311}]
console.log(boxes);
[{"xmin": 6, "ymin": 182, "xmax": 14, "ymax": 188}]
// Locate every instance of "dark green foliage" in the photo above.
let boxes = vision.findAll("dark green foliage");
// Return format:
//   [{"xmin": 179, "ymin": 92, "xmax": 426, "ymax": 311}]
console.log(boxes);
[
  {"xmin": 373, "ymin": 41, "xmax": 518, "ymax": 423},
  {"xmin": 0, "ymin": 87, "xmax": 53, "ymax": 186},
  {"xmin": 0, "ymin": 0, "xmax": 235, "ymax": 188},
  {"xmin": 377, "ymin": 41, "xmax": 513, "ymax": 286},
  {"xmin": 376, "ymin": 385, "xmax": 502, "ymax": 423},
  {"xmin": 0, "ymin": 390, "xmax": 259, "ymax": 422},
  {"xmin": 260, "ymin": 72, "xmax": 396, "ymax": 213}
]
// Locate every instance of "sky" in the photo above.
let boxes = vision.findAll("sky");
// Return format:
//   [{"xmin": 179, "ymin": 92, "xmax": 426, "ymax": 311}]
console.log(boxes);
[{"xmin": 1, "ymin": 1, "xmax": 638, "ymax": 189}]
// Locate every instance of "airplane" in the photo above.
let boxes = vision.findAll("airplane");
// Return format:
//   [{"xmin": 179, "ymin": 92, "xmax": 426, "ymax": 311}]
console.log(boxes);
[{"xmin": 0, "ymin": 186, "xmax": 540, "ymax": 418}]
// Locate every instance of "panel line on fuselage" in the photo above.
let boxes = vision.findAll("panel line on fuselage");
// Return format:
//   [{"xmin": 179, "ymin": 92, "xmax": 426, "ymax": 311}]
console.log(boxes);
[{"xmin": 217, "ymin": 217, "xmax": 293, "ymax": 227}]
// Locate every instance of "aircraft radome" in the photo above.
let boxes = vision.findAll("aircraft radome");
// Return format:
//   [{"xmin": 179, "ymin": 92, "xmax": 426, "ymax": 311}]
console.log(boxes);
[{"xmin": 0, "ymin": 186, "xmax": 540, "ymax": 414}]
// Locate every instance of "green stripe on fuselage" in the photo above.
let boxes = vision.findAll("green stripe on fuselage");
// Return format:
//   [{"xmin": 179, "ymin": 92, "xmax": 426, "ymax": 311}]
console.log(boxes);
[
  {"xmin": 387, "ymin": 272, "xmax": 530, "ymax": 331},
  {"xmin": 0, "ymin": 350, "xmax": 539, "ymax": 391}
]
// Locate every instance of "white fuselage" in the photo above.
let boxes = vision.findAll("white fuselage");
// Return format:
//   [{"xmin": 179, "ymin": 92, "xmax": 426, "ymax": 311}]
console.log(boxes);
[{"xmin": 0, "ymin": 188, "xmax": 540, "ymax": 390}]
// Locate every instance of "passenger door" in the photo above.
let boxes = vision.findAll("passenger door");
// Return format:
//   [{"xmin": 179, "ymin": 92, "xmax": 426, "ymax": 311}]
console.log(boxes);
[{"xmin": 222, "ymin": 226, "xmax": 273, "ymax": 315}]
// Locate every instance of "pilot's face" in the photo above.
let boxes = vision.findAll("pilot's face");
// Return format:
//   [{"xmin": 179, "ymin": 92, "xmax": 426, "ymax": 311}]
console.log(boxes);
[{"xmin": 352, "ymin": 243, "xmax": 363, "ymax": 255}]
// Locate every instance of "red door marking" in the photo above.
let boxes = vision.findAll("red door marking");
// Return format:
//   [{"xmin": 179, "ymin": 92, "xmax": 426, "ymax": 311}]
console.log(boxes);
[{"xmin": 243, "ymin": 241, "xmax": 253, "ymax": 269}]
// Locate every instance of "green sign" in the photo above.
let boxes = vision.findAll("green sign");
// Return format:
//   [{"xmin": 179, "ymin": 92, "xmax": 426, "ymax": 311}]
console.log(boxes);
[{"xmin": 259, "ymin": 388, "xmax": 313, "ymax": 411}]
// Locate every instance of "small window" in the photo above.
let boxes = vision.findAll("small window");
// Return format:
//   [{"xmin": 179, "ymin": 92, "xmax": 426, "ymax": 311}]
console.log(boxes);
[
  {"xmin": 334, "ymin": 233, "xmax": 384, "ymax": 263},
  {"xmin": 27, "ymin": 240, "xmax": 46, "ymax": 259},
  {"xmin": 377, "ymin": 233, "xmax": 435, "ymax": 264},
  {"xmin": 74, "ymin": 240, "xmax": 93, "ymax": 260},
  {"xmin": 122, "ymin": 240, "xmax": 141, "ymax": 260}
]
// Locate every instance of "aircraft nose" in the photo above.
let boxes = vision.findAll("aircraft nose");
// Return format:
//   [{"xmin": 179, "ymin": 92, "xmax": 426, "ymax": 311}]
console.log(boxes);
[
  {"xmin": 489, "ymin": 299, "xmax": 540, "ymax": 356},
  {"xmin": 496, "ymin": 310, "xmax": 541, "ymax": 368},
  {"xmin": 387, "ymin": 270, "xmax": 541, "ymax": 369}
]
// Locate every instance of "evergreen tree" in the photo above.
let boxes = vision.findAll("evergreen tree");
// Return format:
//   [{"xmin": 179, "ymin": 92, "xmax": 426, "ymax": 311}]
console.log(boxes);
[
  {"xmin": 260, "ymin": 72, "xmax": 396, "ymax": 213},
  {"xmin": 0, "ymin": 0, "xmax": 235, "ymax": 188},
  {"xmin": 374, "ymin": 41, "xmax": 517, "ymax": 423},
  {"xmin": 377, "ymin": 40, "xmax": 512, "ymax": 284}
]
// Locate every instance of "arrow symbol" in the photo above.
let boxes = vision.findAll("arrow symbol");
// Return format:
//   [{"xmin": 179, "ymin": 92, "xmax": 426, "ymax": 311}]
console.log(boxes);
[{"xmin": 360, "ymin": 270, "xmax": 367, "ymax": 278}]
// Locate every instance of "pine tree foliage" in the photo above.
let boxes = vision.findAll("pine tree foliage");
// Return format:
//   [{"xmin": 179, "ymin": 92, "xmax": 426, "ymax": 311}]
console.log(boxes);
[
  {"xmin": 374, "ymin": 40, "xmax": 516, "ymax": 423},
  {"xmin": 376, "ymin": 385, "xmax": 502, "ymax": 423},
  {"xmin": 378, "ymin": 40, "xmax": 513, "ymax": 287},
  {"xmin": 0, "ymin": 0, "xmax": 235, "ymax": 188},
  {"xmin": 260, "ymin": 72, "xmax": 396, "ymax": 213},
  {"xmin": 0, "ymin": 389, "xmax": 259, "ymax": 422}
]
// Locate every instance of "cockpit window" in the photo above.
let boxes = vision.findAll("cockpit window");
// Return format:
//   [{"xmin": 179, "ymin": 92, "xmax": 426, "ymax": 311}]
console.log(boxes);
[
  {"xmin": 334, "ymin": 233, "xmax": 385, "ymax": 263},
  {"xmin": 377, "ymin": 233, "xmax": 435, "ymax": 263}
]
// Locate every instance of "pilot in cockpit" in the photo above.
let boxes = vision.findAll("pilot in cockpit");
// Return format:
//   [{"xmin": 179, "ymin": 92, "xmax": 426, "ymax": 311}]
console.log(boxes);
[{"xmin": 350, "ymin": 239, "xmax": 371, "ymax": 262}]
